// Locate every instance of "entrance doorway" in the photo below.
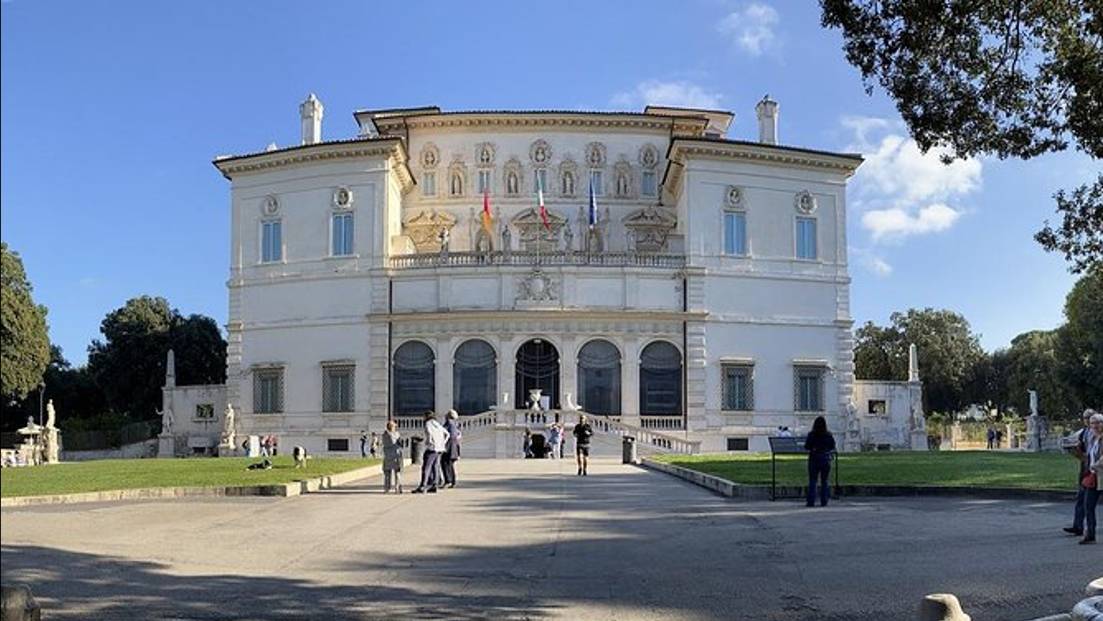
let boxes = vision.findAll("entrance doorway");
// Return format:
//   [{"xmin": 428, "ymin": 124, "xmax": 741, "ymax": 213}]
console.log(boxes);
[{"xmin": 515, "ymin": 339, "xmax": 559, "ymax": 409}]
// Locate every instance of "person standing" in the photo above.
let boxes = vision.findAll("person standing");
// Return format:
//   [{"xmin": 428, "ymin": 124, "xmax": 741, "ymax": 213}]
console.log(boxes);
[
  {"xmin": 522, "ymin": 429, "xmax": 533, "ymax": 458},
  {"xmin": 369, "ymin": 432, "xmax": 381, "ymax": 459},
  {"xmin": 441, "ymin": 410, "xmax": 462, "ymax": 488},
  {"xmin": 359, "ymin": 430, "xmax": 369, "ymax": 458},
  {"xmin": 1078, "ymin": 412, "xmax": 1102, "ymax": 545},
  {"xmin": 804, "ymin": 416, "xmax": 836, "ymax": 507},
  {"xmin": 381, "ymin": 420, "xmax": 404, "ymax": 493},
  {"xmin": 986, "ymin": 426, "xmax": 996, "ymax": 450},
  {"xmin": 573, "ymin": 414, "xmax": 594, "ymax": 476},
  {"xmin": 547, "ymin": 422, "xmax": 563, "ymax": 460},
  {"xmin": 412, "ymin": 411, "xmax": 449, "ymax": 494},
  {"xmin": 1066, "ymin": 409, "xmax": 1096, "ymax": 537}
]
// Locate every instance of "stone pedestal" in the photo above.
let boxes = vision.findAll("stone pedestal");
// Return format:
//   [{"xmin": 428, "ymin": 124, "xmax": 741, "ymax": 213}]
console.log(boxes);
[
  {"xmin": 217, "ymin": 442, "xmax": 238, "ymax": 457},
  {"xmin": 158, "ymin": 434, "xmax": 176, "ymax": 458},
  {"xmin": 910, "ymin": 429, "xmax": 928, "ymax": 451}
]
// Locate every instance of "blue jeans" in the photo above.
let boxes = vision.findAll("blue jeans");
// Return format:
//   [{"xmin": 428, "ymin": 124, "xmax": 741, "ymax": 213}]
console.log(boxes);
[
  {"xmin": 1073, "ymin": 486, "xmax": 1086, "ymax": 531},
  {"xmin": 418, "ymin": 450, "xmax": 442, "ymax": 490},
  {"xmin": 807, "ymin": 456, "xmax": 831, "ymax": 506},
  {"xmin": 1085, "ymin": 486, "xmax": 1099, "ymax": 539}
]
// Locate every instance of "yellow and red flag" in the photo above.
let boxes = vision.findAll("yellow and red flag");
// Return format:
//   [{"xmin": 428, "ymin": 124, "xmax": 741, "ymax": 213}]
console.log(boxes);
[{"xmin": 482, "ymin": 189, "xmax": 494, "ymax": 236}]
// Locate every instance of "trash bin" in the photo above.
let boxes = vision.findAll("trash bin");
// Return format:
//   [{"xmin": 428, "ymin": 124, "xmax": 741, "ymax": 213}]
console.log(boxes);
[
  {"xmin": 410, "ymin": 436, "xmax": 423, "ymax": 465},
  {"xmin": 622, "ymin": 436, "xmax": 637, "ymax": 464}
]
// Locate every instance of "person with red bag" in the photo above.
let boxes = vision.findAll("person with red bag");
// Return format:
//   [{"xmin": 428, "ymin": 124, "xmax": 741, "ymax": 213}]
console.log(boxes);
[{"xmin": 1080, "ymin": 413, "xmax": 1103, "ymax": 545}]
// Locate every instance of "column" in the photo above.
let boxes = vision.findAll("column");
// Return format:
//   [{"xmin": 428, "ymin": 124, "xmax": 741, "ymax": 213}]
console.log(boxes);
[
  {"xmin": 561, "ymin": 333, "xmax": 578, "ymax": 412},
  {"xmin": 621, "ymin": 336, "xmax": 640, "ymax": 427}
]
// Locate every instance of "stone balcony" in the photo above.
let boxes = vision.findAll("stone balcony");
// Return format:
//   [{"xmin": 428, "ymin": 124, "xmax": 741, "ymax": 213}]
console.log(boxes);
[{"xmin": 388, "ymin": 250, "xmax": 686, "ymax": 270}]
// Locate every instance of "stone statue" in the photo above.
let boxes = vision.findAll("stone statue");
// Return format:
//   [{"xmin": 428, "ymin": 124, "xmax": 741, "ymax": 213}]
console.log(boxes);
[
  {"xmin": 45, "ymin": 399, "xmax": 56, "ymax": 429},
  {"xmin": 501, "ymin": 224, "xmax": 512, "ymax": 257},
  {"xmin": 161, "ymin": 408, "xmax": 175, "ymax": 435},
  {"xmin": 42, "ymin": 428, "xmax": 59, "ymax": 464},
  {"xmin": 437, "ymin": 227, "xmax": 450, "ymax": 260},
  {"xmin": 562, "ymin": 219, "xmax": 574, "ymax": 252},
  {"xmin": 220, "ymin": 403, "xmax": 236, "ymax": 447},
  {"xmin": 507, "ymin": 171, "xmax": 519, "ymax": 195}
]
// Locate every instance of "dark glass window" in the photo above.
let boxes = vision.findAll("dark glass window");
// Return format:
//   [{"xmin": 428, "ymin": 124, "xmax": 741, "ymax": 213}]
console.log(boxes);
[
  {"xmin": 577, "ymin": 340, "xmax": 621, "ymax": 416},
  {"xmin": 393, "ymin": 341, "xmax": 435, "ymax": 416},
  {"xmin": 453, "ymin": 340, "xmax": 497, "ymax": 415},
  {"xmin": 639, "ymin": 341, "xmax": 682, "ymax": 415}
]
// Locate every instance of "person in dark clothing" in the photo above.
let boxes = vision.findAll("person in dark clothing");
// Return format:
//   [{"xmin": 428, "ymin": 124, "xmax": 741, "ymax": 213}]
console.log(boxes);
[
  {"xmin": 1065, "ymin": 409, "xmax": 1095, "ymax": 537},
  {"xmin": 804, "ymin": 416, "xmax": 836, "ymax": 507},
  {"xmin": 441, "ymin": 410, "xmax": 461, "ymax": 488},
  {"xmin": 573, "ymin": 415, "xmax": 595, "ymax": 476}
]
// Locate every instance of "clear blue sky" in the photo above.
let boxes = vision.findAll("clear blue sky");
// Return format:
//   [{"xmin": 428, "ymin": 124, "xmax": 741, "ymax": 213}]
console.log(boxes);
[{"xmin": 1, "ymin": 1, "xmax": 1090, "ymax": 365}]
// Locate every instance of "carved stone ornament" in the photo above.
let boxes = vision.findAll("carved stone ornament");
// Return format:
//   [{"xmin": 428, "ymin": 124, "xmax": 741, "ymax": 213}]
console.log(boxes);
[
  {"xmin": 585, "ymin": 142, "xmax": 606, "ymax": 167},
  {"xmin": 726, "ymin": 185, "xmax": 744, "ymax": 208},
  {"xmin": 795, "ymin": 190, "xmax": 817, "ymax": 214},
  {"xmin": 503, "ymin": 158, "xmax": 523, "ymax": 196},
  {"xmin": 332, "ymin": 186, "xmax": 353, "ymax": 209},
  {"xmin": 622, "ymin": 205, "xmax": 677, "ymax": 253},
  {"xmin": 261, "ymin": 195, "xmax": 280, "ymax": 216},
  {"xmin": 403, "ymin": 210, "xmax": 457, "ymax": 253},
  {"xmin": 420, "ymin": 143, "xmax": 439, "ymax": 169},
  {"xmin": 639, "ymin": 144, "xmax": 659, "ymax": 169},
  {"xmin": 511, "ymin": 207, "xmax": 567, "ymax": 252},
  {"xmin": 558, "ymin": 157, "xmax": 578, "ymax": 196},
  {"xmin": 516, "ymin": 267, "xmax": 560, "ymax": 303},
  {"xmin": 476, "ymin": 142, "xmax": 496, "ymax": 166},
  {"xmin": 529, "ymin": 139, "xmax": 552, "ymax": 165},
  {"xmin": 614, "ymin": 158, "xmax": 633, "ymax": 198}
]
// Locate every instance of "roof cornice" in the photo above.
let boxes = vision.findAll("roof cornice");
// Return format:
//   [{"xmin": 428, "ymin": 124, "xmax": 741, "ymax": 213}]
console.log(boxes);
[
  {"xmin": 370, "ymin": 111, "xmax": 708, "ymax": 136},
  {"xmin": 212, "ymin": 137, "xmax": 415, "ymax": 193},
  {"xmin": 669, "ymin": 138, "xmax": 863, "ymax": 175}
]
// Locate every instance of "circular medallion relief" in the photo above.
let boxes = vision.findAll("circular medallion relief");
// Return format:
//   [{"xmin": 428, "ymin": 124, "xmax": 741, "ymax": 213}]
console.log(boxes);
[
  {"xmin": 530, "ymin": 139, "xmax": 552, "ymax": 165},
  {"xmin": 333, "ymin": 186, "xmax": 354, "ymax": 209},
  {"xmin": 639, "ymin": 144, "xmax": 659, "ymax": 169},
  {"xmin": 726, "ymin": 186, "xmax": 743, "ymax": 208},
  {"xmin": 420, "ymin": 143, "xmax": 439, "ymax": 169},
  {"xmin": 262, "ymin": 195, "xmax": 280, "ymax": 216},
  {"xmin": 795, "ymin": 190, "xmax": 817, "ymax": 214}
]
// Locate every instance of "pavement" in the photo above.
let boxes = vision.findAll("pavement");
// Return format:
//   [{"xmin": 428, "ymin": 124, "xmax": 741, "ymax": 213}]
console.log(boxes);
[{"xmin": 0, "ymin": 457, "xmax": 1097, "ymax": 620}]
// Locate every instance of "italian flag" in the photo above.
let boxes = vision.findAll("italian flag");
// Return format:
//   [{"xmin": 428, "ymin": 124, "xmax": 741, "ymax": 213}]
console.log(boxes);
[
  {"xmin": 482, "ymin": 189, "xmax": 494, "ymax": 236},
  {"xmin": 537, "ymin": 176, "xmax": 550, "ymax": 231}
]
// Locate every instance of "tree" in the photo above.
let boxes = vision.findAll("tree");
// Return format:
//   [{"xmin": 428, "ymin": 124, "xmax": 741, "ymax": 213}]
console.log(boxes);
[
  {"xmin": 1005, "ymin": 330, "xmax": 1079, "ymax": 420},
  {"xmin": 821, "ymin": 0, "xmax": 1103, "ymax": 272},
  {"xmin": 1, "ymin": 242, "xmax": 51, "ymax": 402},
  {"xmin": 1056, "ymin": 267, "xmax": 1103, "ymax": 408},
  {"xmin": 87, "ymin": 296, "xmax": 226, "ymax": 420},
  {"xmin": 852, "ymin": 308, "xmax": 986, "ymax": 414},
  {"xmin": 0, "ymin": 346, "xmax": 108, "ymax": 433},
  {"xmin": 965, "ymin": 348, "xmax": 1013, "ymax": 416}
]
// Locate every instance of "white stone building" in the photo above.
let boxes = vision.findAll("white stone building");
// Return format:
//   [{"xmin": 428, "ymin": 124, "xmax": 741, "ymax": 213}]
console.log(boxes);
[{"xmin": 165, "ymin": 95, "xmax": 927, "ymax": 458}]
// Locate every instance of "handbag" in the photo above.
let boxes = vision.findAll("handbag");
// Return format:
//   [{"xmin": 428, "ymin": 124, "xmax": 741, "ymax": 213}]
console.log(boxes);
[{"xmin": 1083, "ymin": 471, "xmax": 1098, "ymax": 489}]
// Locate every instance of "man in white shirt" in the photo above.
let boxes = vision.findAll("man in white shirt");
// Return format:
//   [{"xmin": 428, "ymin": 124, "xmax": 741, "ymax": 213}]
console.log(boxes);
[{"xmin": 413, "ymin": 411, "xmax": 450, "ymax": 494}]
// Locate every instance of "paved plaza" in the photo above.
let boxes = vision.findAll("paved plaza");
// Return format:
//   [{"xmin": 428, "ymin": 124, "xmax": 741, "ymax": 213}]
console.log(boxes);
[{"xmin": 1, "ymin": 458, "xmax": 1096, "ymax": 620}]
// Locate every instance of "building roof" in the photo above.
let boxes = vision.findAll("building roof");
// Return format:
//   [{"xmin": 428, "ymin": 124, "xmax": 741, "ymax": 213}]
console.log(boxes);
[
  {"xmin": 673, "ymin": 136, "xmax": 863, "ymax": 162},
  {"xmin": 353, "ymin": 107, "xmax": 717, "ymax": 137},
  {"xmin": 212, "ymin": 136, "xmax": 413, "ymax": 189}
]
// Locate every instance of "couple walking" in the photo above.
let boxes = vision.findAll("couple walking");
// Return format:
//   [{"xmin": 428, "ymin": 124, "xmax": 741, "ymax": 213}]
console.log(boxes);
[
  {"xmin": 412, "ymin": 410, "xmax": 462, "ymax": 494},
  {"xmin": 1065, "ymin": 409, "xmax": 1102, "ymax": 544}
]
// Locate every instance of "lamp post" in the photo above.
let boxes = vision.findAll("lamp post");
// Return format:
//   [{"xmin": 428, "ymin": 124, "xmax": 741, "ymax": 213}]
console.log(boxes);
[{"xmin": 38, "ymin": 382, "xmax": 45, "ymax": 427}]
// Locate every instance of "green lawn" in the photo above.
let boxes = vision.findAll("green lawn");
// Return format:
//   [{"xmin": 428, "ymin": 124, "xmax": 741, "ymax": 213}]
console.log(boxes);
[
  {"xmin": 0, "ymin": 456, "xmax": 379, "ymax": 498},
  {"xmin": 655, "ymin": 451, "xmax": 1077, "ymax": 491}
]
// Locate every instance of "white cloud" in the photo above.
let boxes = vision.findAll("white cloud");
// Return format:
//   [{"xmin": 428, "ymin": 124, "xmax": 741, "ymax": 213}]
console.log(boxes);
[
  {"xmin": 611, "ymin": 80, "xmax": 723, "ymax": 110},
  {"xmin": 861, "ymin": 204, "xmax": 962, "ymax": 242},
  {"xmin": 850, "ymin": 246, "xmax": 894, "ymax": 277},
  {"xmin": 717, "ymin": 3, "xmax": 780, "ymax": 56},
  {"xmin": 844, "ymin": 116, "xmax": 981, "ymax": 242}
]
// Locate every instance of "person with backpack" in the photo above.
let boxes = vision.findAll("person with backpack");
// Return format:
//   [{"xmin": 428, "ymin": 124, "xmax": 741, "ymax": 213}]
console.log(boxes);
[{"xmin": 573, "ymin": 415, "xmax": 594, "ymax": 476}]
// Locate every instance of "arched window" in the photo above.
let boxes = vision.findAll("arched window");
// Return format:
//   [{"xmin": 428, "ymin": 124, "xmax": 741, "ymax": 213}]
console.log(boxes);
[
  {"xmin": 453, "ymin": 340, "xmax": 497, "ymax": 415},
  {"xmin": 577, "ymin": 340, "xmax": 621, "ymax": 416},
  {"xmin": 393, "ymin": 341, "xmax": 435, "ymax": 416},
  {"xmin": 639, "ymin": 341, "xmax": 682, "ymax": 416}
]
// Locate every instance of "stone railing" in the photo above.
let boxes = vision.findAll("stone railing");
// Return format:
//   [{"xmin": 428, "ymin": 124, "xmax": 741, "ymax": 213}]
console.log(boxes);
[
  {"xmin": 388, "ymin": 250, "xmax": 686, "ymax": 270},
  {"xmin": 640, "ymin": 415, "xmax": 684, "ymax": 431},
  {"xmin": 581, "ymin": 413, "xmax": 700, "ymax": 455}
]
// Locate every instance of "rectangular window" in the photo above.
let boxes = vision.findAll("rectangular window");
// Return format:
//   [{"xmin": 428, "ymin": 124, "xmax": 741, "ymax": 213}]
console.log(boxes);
[
  {"xmin": 478, "ymin": 170, "xmax": 492, "ymax": 194},
  {"xmin": 727, "ymin": 437, "xmax": 750, "ymax": 451},
  {"xmin": 723, "ymin": 211, "xmax": 747, "ymax": 256},
  {"xmin": 322, "ymin": 365, "xmax": 355, "ymax": 412},
  {"xmin": 794, "ymin": 366, "xmax": 825, "ymax": 412},
  {"xmin": 533, "ymin": 168, "xmax": 547, "ymax": 193},
  {"xmin": 641, "ymin": 171, "xmax": 657, "ymax": 197},
  {"xmin": 327, "ymin": 438, "xmax": 350, "ymax": 452},
  {"xmin": 253, "ymin": 368, "xmax": 284, "ymax": 414},
  {"xmin": 422, "ymin": 172, "xmax": 436, "ymax": 196},
  {"xmin": 331, "ymin": 213, "xmax": 354, "ymax": 256},
  {"xmin": 261, "ymin": 220, "xmax": 282, "ymax": 263},
  {"xmin": 590, "ymin": 170, "xmax": 603, "ymax": 195},
  {"xmin": 195, "ymin": 403, "xmax": 214, "ymax": 419},
  {"xmin": 722, "ymin": 364, "xmax": 754, "ymax": 410},
  {"xmin": 796, "ymin": 217, "xmax": 817, "ymax": 260},
  {"xmin": 868, "ymin": 399, "xmax": 887, "ymax": 415}
]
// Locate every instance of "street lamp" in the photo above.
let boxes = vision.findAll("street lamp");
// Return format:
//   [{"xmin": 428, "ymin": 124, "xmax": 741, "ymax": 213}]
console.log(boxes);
[{"xmin": 38, "ymin": 382, "xmax": 45, "ymax": 427}]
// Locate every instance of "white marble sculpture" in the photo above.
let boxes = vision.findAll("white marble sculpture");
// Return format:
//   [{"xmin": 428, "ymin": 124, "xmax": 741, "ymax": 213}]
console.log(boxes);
[{"xmin": 220, "ymin": 403, "xmax": 236, "ymax": 448}]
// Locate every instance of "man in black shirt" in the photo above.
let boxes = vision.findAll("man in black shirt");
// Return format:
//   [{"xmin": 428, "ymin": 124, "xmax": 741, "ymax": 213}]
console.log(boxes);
[{"xmin": 573, "ymin": 414, "xmax": 594, "ymax": 476}]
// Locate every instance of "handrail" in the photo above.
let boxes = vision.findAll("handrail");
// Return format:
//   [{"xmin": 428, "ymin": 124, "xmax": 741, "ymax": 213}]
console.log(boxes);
[{"xmin": 388, "ymin": 251, "xmax": 686, "ymax": 270}]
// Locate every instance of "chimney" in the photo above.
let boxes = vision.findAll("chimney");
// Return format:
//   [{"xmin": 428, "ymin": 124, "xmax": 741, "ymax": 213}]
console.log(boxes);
[
  {"xmin": 300, "ymin": 93, "xmax": 324, "ymax": 145},
  {"xmin": 755, "ymin": 95, "xmax": 778, "ymax": 145}
]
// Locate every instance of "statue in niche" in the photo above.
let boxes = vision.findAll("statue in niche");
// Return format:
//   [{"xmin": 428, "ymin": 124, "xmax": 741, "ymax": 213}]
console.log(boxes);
[
  {"xmin": 450, "ymin": 172, "xmax": 463, "ymax": 196},
  {"xmin": 507, "ymin": 172, "xmax": 519, "ymax": 195},
  {"xmin": 501, "ymin": 224, "xmax": 512, "ymax": 257},
  {"xmin": 617, "ymin": 173, "xmax": 629, "ymax": 197},
  {"xmin": 562, "ymin": 218, "xmax": 574, "ymax": 252},
  {"xmin": 625, "ymin": 229, "xmax": 634, "ymax": 252},
  {"xmin": 562, "ymin": 171, "xmax": 575, "ymax": 196}
]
